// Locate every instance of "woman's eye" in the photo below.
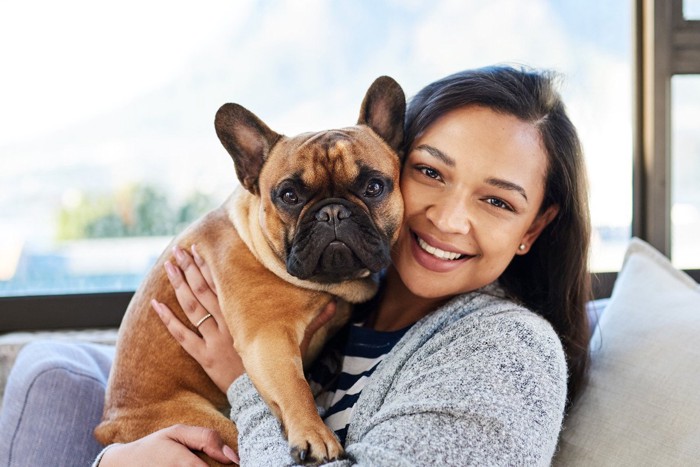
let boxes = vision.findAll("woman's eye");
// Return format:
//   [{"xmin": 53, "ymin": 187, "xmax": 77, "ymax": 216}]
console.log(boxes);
[
  {"xmin": 280, "ymin": 189, "xmax": 299, "ymax": 205},
  {"xmin": 418, "ymin": 166, "xmax": 441, "ymax": 180},
  {"xmin": 486, "ymin": 197, "xmax": 513, "ymax": 211},
  {"xmin": 364, "ymin": 179, "xmax": 384, "ymax": 197}
]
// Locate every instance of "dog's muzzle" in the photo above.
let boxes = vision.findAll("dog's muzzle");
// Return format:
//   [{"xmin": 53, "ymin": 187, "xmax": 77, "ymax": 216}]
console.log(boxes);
[{"xmin": 286, "ymin": 198, "xmax": 391, "ymax": 282}]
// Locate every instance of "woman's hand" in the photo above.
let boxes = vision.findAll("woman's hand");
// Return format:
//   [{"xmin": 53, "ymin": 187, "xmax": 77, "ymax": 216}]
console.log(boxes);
[
  {"xmin": 99, "ymin": 424, "xmax": 238, "ymax": 466},
  {"xmin": 153, "ymin": 245, "xmax": 338, "ymax": 393},
  {"xmin": 152, "ymin": 245, "xmax": 244, "ymax": 392}
]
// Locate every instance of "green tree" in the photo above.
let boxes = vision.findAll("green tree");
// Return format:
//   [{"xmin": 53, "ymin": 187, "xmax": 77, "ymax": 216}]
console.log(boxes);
[{"xmin": 57, "ymin": 183, "xmax": 215, "ymax": 240}]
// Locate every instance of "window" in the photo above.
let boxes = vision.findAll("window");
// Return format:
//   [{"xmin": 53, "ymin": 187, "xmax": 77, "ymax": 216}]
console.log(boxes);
[
  {"xmin": 685, "ymin": 0, "xmax": 700, "ymax": 19},
  {"xmin": 671, "ymin": 76, "xmax": 700, "ymax": 269},
  {"xmin": 1, "ymin": 1, "xmax": 634, "ymax": 329},
  {"xmin": 636, "ymin": 0, "xmax": 700, "ymax": 276}
]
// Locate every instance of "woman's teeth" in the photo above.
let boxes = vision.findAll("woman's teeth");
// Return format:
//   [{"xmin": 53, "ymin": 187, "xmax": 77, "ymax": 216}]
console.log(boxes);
[{"xmin": 416, "ymin": 236, "xmax": 464, "ymax": 260}]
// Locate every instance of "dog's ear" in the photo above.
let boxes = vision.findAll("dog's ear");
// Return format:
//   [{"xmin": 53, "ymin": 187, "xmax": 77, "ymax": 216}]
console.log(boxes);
[
  {"xmin": 215, "ymin": 103, "xmax": 280, "ymax": 194},
  {"xmin": 357, "ymin": 76, "xmax": 406, "ymax": 156}
]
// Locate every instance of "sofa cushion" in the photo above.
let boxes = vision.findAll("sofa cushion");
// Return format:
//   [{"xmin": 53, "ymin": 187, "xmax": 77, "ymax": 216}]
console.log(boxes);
[
  {"xmin": 0, "ymin": 329, "xmax": 117, "ymax": 407},
  {"xmin": 553, "ymin": 237, "xmax": 700, "ymax": 465}
]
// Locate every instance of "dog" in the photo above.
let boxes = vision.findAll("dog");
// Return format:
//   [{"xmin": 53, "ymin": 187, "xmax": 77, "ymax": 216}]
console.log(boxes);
[{"xmin": 94, "ymin": 76, "xmax": 406, "ymax": 465}]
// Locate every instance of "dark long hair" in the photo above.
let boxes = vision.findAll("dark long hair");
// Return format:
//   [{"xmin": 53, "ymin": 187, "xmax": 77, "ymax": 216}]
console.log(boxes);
[{"xmin": 404, "ymin": 65, "xmax": 592, "ymax": 408}]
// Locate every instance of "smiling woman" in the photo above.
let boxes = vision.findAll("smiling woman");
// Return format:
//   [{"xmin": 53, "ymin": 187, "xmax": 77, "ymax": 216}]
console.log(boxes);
[{"xmin": 395, "ymin": 106, "xmax": 555, "ymax": 295}]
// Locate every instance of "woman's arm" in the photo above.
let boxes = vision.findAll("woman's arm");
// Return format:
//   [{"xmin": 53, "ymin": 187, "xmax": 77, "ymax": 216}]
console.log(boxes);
[
  {"xmin": 228, "ymin": 307, "xmax": 567, "ymax": 466},
  {"xmin": 345, "ymin": 313, "xmax": 566, "ymax": 466}
]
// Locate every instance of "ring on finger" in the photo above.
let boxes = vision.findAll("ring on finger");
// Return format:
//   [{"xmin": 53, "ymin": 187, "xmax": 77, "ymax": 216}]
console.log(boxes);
[{"xmin": 195, "ymin": 313, "xmax": 214, "ymax": 329}]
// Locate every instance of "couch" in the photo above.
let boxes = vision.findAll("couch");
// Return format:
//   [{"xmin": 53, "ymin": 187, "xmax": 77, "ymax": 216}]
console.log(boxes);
[{"xmin": 553, "ymin": 238, "xmax": 700, "ymax": 465}]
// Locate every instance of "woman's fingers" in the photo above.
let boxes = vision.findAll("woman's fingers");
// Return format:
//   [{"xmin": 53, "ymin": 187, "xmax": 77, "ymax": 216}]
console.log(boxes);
[
  {"xmin": 163, "ymin": 259, "xmax": 210, "ymax": 328},
  {"xmin": 172, "ymin": 246, "xmax": 223, "ymax": 324},
  {"xmin": 158, "ymin": 247, "xmax": 244, "ymax": 392},
  {"xmin": 165, "ymin": 425, "xmax": 239, "ymax": 465},
  {"xmin": 100, "ymin": 424, "xmax": 238, "ymax": 466},
  {"xmin": 191, "ymin": 244, "xmax": 217, "ymax": 295},
  {"xmin": 153, "ymin": 298, "xmax": 243, "ymax": 392},
  {"xmin": 152, "ymin": 299, "xmax": 204, "ymax": 355}
]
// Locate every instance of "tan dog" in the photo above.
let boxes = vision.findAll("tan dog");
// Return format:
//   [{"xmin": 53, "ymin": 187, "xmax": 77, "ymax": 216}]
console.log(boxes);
[{"xmin": 94, "ymin": 76, "xmax": 406, "ymax": 465}]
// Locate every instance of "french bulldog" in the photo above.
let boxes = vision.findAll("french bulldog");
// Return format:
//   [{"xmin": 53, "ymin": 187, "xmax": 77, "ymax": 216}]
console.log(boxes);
[{"xmin": 94, "ymin": 76, "xmax": 406, "ymax": 465}]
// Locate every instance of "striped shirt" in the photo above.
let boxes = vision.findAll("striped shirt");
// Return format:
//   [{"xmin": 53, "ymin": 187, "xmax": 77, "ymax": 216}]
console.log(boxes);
[{"xmin": 308, "ymin": 321, "xmax": 410, "ymax": 445}]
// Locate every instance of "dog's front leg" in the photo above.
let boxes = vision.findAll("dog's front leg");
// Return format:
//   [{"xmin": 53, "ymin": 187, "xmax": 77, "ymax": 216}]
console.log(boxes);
[{"xmin": 239, "ymin": 325, "xmax": 343, "ymax": 465}]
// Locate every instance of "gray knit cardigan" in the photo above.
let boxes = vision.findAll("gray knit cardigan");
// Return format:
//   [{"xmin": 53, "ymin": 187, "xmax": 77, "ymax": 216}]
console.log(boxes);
[{"xmin": 229, "ymin": 284, "xmax": 568, "ymax": 466}]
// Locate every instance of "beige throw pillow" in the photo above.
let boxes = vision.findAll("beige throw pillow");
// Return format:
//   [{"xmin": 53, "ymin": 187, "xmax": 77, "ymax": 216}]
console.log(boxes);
[{"xmin": 554, "ymin": 237, "xmax": 700, "ymax": 466}]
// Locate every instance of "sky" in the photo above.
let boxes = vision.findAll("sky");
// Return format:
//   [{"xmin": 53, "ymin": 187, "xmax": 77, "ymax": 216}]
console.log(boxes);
[
  {"xmin": 0, "ymin": 0, "xmax": 630, "ymax": 143},
  {"xmin": 0, "ymin": 0, "xmax": 242, "ymax": 144}
]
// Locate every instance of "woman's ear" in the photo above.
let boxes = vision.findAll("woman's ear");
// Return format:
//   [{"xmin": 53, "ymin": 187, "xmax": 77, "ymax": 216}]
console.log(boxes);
[{"xmin": 516, "ymin": 204, "xmax": 559, "ymax": 255}]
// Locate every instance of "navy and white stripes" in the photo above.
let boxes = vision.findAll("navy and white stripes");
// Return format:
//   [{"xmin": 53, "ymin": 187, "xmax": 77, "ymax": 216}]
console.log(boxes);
[{"xmin": 308, "ymin": 322, "xmax": 410, "ymax": 445}]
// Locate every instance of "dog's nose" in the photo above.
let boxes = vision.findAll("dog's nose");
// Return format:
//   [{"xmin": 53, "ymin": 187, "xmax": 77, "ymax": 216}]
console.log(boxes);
[{"xmin": 315, "ymin": 204, "xmax": 351, "ymax": 223}]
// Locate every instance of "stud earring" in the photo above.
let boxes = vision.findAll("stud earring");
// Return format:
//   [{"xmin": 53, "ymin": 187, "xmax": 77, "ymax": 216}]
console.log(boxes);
[{"xmin": 518, "ymin": 244, "xmax": 526, "ymax": 251}]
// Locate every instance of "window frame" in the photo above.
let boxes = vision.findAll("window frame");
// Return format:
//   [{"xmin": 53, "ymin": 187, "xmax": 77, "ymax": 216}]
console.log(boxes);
[
  {"xmin": 635, "ymin": 0, "xmax": 700, "ymax": 254},
  {"xmin": 2, "ymin": 0, "xmax": 699, "ymax": 333},
  {"xmin": 632, "ymin": 0, "xmax": 700, "ymax": 286},
  {"xmin": 0, "ymin": 292, "xmax": 132, "ymax": 332}
]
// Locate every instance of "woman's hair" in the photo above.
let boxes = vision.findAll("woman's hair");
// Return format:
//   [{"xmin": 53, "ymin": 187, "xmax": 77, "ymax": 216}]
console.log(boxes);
[{"xmin": 404, "ymin": 65, "xmax": 592, "ymax": 408}]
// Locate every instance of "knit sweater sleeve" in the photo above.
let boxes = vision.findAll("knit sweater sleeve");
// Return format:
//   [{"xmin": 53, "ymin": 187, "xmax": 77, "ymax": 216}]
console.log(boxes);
[
  {"xmin": 339, "ymin": 308, "xmax": 568, "ymax": 466},
  {"xmin": 229, "ymin": 301, "xmax": 567, "ymax": 466},
  {"xmin": 227, "ymin": 375, "xmax": 297, "ymax": 465}
]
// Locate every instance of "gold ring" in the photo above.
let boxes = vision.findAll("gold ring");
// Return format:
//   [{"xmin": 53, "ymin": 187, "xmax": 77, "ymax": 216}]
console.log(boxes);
[{"xmin": 195, "ymin": 313, "xmax": 213, "ymax": 329}]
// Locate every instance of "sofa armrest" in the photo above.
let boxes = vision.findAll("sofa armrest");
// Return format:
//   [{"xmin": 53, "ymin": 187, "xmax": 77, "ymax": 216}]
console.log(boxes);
[{"xmin": 0, "ymin": 329, "xmax": 118, "ymax": 406}]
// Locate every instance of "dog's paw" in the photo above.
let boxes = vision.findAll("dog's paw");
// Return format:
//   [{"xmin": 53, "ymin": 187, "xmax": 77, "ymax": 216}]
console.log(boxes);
[{"xmin": 288, "ymin": 425, "xmax": 343, "ymax": 465}]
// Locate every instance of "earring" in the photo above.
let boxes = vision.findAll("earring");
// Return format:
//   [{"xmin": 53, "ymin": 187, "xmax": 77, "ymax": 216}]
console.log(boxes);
[{"xmin": 518, "ymin": 244, "xmax": 526, "ymax": 251}]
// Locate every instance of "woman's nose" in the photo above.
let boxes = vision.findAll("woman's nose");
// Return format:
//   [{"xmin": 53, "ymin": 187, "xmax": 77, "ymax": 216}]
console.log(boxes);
[{"xmin": 425, "ymin": 197, "xmax": 471, "ymax": 235}]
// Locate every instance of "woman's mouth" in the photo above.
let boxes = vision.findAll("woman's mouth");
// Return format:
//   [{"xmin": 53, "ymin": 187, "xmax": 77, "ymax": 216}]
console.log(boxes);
[
  {"xmin": 410, "ymin": 231, "xmax": 473, "ymax": 273},
  {"xmin": 415, "ymin": 235, "xmax": 465, "ymax": 260}
]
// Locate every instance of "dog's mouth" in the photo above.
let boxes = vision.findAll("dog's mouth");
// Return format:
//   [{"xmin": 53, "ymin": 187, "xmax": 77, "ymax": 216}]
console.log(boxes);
[
  {"xmin": 285, "ymin": 200, "xmax": 391, "ymax": 282},
  {"xmin": 316, "ymin": 240, "xmax": 374, "ymax": 281},
  {"xmin": 287, "ymin": 238, "xmax": 380, "ymax": 283},
  {"xmin": 321, "ymin": 241, "xmax": 354, "ymax": 270}
]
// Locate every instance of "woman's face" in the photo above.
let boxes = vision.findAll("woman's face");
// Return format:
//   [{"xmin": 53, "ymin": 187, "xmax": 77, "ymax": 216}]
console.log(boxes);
[{"xmin": 392, "ymin": 105, "xmax": 558, "ymax": 300}]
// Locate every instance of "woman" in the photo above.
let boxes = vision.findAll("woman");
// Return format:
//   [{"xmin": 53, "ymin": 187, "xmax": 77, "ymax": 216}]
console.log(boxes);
[{"xmin": 0, "ymin": 65, "xmax": 591, "ymax": 466}]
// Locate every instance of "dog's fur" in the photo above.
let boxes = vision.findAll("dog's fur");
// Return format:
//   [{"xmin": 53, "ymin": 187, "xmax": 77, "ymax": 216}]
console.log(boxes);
[{"xmin": 94, "ymin": 76, "xmax": 406, "ymax": 465}]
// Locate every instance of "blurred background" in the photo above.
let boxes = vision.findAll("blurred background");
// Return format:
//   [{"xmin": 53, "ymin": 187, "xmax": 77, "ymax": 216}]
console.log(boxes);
[{"xmin": 0, "ymin": 0, "xmax": 698, "ymax": 297}]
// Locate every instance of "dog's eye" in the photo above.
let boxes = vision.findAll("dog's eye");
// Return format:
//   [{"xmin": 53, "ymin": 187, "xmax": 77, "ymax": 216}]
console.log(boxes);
[
  {"xmin": 364, "ymin": 179, "xmax": 384, "ymax": 198},
  {"xmin": 280, "ymin": 189, "xmax": 299, "ymax": 205}
]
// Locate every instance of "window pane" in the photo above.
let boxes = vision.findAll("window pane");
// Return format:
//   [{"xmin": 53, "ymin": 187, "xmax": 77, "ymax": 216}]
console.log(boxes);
[
  {"xmin": 684, "ymin": 0, "xmax": 700, "ymax": 19},
  {"xmin": 0, "ymin": 0, "xmax": 632, "ymax": 297},
  {"xmin": 671, "ymin": 76, "xmax": 700, "ymax": 269}
]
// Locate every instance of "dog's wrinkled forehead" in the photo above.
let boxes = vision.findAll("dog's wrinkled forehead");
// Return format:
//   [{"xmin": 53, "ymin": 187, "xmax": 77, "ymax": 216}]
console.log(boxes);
[
  {"xmin": 257, "ymin": 124, "xmax": 401, "ymax": 204},
  {"xmin": 265, "ymin": 126, "xmax": 391, "ymax": 189},
  {"xmin": 299, "ymin": 130, "xmax": 358, "ymax": 180}
]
